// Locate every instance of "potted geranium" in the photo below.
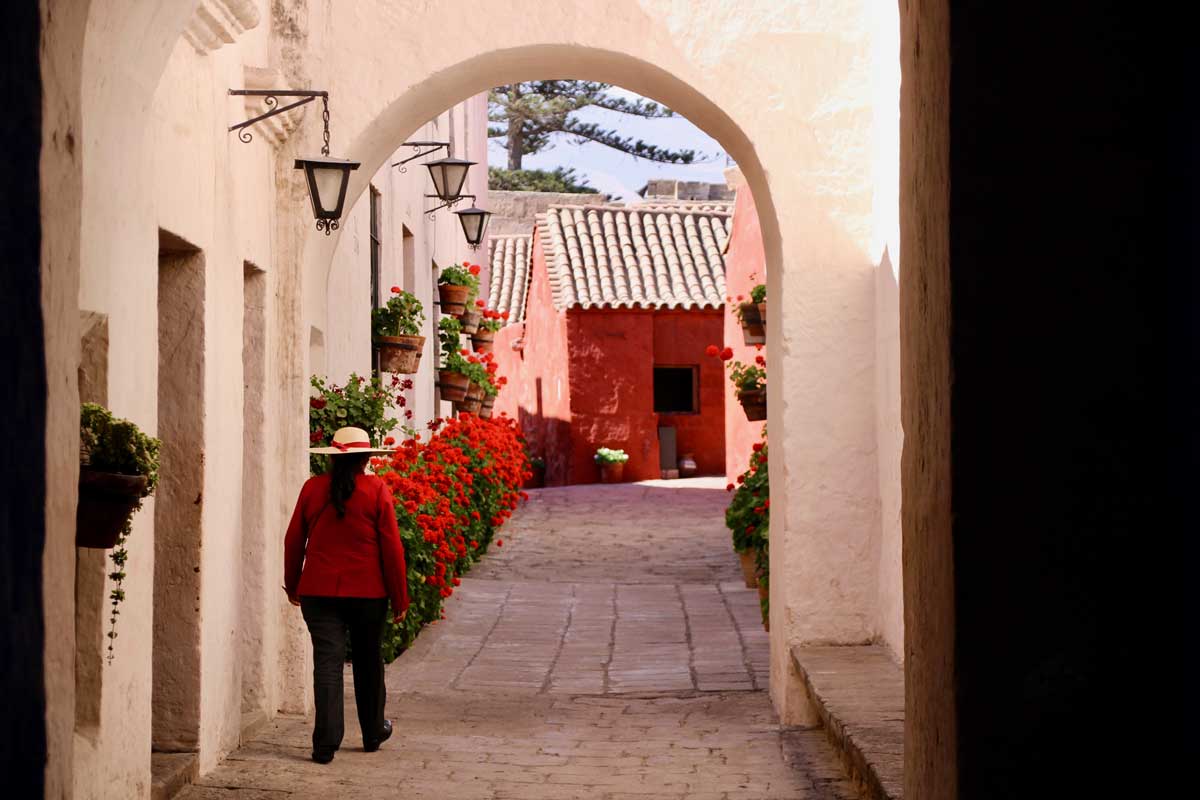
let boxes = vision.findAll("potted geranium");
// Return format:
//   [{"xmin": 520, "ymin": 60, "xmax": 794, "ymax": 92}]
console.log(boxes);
[
  {"xmin": 751, "ymin": 283, "xmax": 767, "ymax": 328},
  {"xmin": 594, "ymin": 447, "xmax": 629, "ymax": 483},
  {"xmin": 725, "ymin": 438, "xmax": 769, "ymax": 589},
  {"xmin": 736, "ymin": 287, "xmax": 765, "ymax": 345},
  {"xmin": 478, "ymin": 372, "xmax": 499, "ymax": 418},
  {"xmin": 455, "ymin": 359, "xmax": 488, "ymax": 415},
  {"xmin": 372, "ymin": 287, "xmax": 426, "ymax": 374},
  {"xmin": 437, "ymin": 262, "xmax": 480, "ymax": 318},
  {"xmin": 437, "ymin": 317, "xmax": 470, "ymax": 402},
  {"xmin": 708, "ymin": 345, "xmax": 767, "ymax": 421},
  {"xmin": 78, "ymin": 403, "xmax": 160, "ymax": 549},
  {"xmin": 308, "ymin": 373, "xmax": 401, "ymax": 475},
  {"xmin": 472, "ymin": 309, "xmax": 506, "ymax": 353}
]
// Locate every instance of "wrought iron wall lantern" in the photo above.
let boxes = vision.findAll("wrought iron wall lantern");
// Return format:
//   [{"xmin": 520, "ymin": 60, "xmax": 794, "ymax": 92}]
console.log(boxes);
[
  {"xmin": 421, "ymin": 194, "xmax": 492, "ymax": 250},
  {"xmin": 229, "ymin": 89, "xmax": 360, "ymax": 235},
  {"xmin": 393, "ymin": 141, "xmax": 475, "ymax": 204}
]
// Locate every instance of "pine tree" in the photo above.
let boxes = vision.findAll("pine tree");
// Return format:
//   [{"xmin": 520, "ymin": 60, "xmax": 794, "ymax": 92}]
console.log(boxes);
[{"xmin": 488, "ymin": 81, "xmax": 703, "ymax": 171}]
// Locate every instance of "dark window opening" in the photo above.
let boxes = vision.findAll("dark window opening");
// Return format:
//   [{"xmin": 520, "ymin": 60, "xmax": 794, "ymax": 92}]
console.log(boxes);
[
  {"xmin": 654, "ymin": 366, "xmax": 699, "ymax": 414},
  {"xmin": 369, "ymin": 186, "xmax": 381, "ymax": 377}
]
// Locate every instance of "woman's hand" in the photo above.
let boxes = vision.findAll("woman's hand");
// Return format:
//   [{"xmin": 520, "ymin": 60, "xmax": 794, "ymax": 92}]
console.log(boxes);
[
  {"xmin": 282, "ymin": 586, "xmax": 300, "ymax": 607},
  {"xmin": 393, "ymin": 609, "xmax": 407, "ymax": 624}
]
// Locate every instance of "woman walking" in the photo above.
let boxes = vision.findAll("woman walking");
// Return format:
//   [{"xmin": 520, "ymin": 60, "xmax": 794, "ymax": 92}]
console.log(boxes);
[{"xmin": 284, "ymin": 426, "xmax": 408, "ymax": 764}]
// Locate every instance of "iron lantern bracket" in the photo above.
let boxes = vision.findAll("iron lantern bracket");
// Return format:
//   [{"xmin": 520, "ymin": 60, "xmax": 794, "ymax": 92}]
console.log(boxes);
[
  {"xmin": 425, "ymin": 193, "xmax": 475, "ymax": 218},
  {"xmin": 228, "ymin": 89, "xmax": 329, "ymax": 145},
  {"xmin": 393, "ymin": 141, "xmax": 452, "ymax": 173}
]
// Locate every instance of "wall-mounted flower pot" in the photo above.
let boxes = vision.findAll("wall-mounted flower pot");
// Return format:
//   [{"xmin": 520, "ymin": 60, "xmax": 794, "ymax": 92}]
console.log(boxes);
[
  {"xmin": 479, "ymin": 394, "xmax": 495, "ymax": 419},
  {"xmin": 374, "ymin": 334, "xmax": 425, "ymax": 374},
  {"xmin": 739, "ymin": 302, "xmax": 765, "ymax": 345},
  {"xmin": 757, "ymin": 301, "xmax": 767, "ymax": 330},
  {"xmin": 454, "ymin": 381, "xmax": 484, "ymax": 415},
  {"xmin": 738, "ymin": 547, "xmax": 758, "ymax": 589},
  {"xmin": 737, "ymin": 388, "xmax": 767, "ymax": 421},
  {"xmin": 471, "ymin": 329, "xmax": 495, "ymax": 353},
  {"xmin": 599, "ymin": 461, "xmax": 625, "ymax": 484},
  {"xmin": 437, "ymin": 369, "xmax": 470, "ymax": 402},
  {"xmin": 438, "ymin": 283, "xmax": 470, "ymax": 318},
  {"xmin": 76, "ymin": 468, "xmax": 148, "ymax": 548},
  {"xmin": 459, "ymin": 310, "xmax": 482, "ymax": 335}
]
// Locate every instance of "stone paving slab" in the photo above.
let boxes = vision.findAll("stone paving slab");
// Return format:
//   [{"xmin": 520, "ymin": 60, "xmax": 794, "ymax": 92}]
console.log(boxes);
[
  {"xmin": 176, "ymin": 481, "xmax": 858, "ymax": 799},
  {"xmin": 183, "ymin": 692, "xmax": 858, "ymax": 800},
  {"xmin": 791, "ymin": 645, "xmax": 904, "ymax": 800}
]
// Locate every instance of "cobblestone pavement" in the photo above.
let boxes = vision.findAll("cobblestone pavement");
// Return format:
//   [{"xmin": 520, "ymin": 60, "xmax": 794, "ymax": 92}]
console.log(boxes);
[{"xmin": 180, "ymin": 479, "xmax": 858, "ymax": 800}]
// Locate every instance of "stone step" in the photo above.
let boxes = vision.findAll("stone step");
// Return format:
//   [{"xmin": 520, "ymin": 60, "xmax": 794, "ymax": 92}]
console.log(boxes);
[
  {"xmin": 150, "ymin": 752, "xmax": 198, "ymax": 800},
  {"xmin": 791, "ymin": 644, "xmax": 905, "ymax": 800}
]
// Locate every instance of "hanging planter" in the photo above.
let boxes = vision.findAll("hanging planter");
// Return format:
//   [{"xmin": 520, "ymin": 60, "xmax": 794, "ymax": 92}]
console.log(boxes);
[
  {"xmin": 471, "ymin": 329, "xmax": 496, "ymax": 353},
  {"xmin": 77, "ymin": 469, "xmax": 150, "ymax": 549},
  {"xmin": 459, "ymin": 308, "xmax": 482, "ymax": 335},
  {"xmin": 479, "ymin": 394, "xmax": 495, "ymax": 419},
  {"xmin": 372, "ymin": 288, "xmax": 426, "ymax": 373},
  {"xmin": 438, "ymin": 369, "xmax": 470, "ymax": 402},
  {"xmin": 455, "ymin": 381, "xmax": 484, "ymax": 415},
  {"xmin": 737, "ymin": 387, "xmax": 767, "ymax": 421},
  {"xmin": 437, "ymin": 262, "xmax": 481, "ymax": 319},
  {"xmin": 738, "ymin": 302, "xmax": 765, "ymax": 345},
  {"xmin": 737, "ymin": 546, "xmax": 759, "ymax": 589},
  {"xmin": 375, "ymin": 334, "xmax": 425, "ymax": 374},
  {"xmin": 757, "ymin": 302, "xmax": 767, "ymax": 329}
]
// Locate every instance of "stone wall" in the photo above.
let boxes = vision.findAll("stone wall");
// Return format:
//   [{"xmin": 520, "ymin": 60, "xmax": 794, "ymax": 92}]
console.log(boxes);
[
  {"xmin": 643, "ymin": 179, "xmax": 734, "ymax": 202},
  {"xmin": 487, "ymin": 190, "xmax": 607, "ymax": 237}
]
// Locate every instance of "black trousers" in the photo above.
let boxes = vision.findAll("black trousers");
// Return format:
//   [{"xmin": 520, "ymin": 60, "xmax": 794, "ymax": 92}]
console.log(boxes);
[{"xmin": 299, "ymin": 596, "xmax": 388, "ymax": 754}]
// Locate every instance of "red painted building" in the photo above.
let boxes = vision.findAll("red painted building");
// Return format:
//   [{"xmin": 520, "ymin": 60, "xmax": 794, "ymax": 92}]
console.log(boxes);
[{"xmin": 488, "ymin": 202, "xmax": 736, "ymax": 485}]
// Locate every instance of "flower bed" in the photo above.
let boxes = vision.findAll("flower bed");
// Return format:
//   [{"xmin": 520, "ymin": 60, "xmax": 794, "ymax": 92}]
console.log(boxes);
[{"xmin": 371, "ymin": 414, "xmax": 530, "ymax": 661}]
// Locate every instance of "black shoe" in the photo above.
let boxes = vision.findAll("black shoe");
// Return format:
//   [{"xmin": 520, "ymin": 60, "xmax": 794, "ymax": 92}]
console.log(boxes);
[
  {"xmin": 311, "ymin": 750, "xmax": 335, "ymax": 764},
  {"xmin": 363, "ymin": 719, "xmax": 392, "ymax": 752}
]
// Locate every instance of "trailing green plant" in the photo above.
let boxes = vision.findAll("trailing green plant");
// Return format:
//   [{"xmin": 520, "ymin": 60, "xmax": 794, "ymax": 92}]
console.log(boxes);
[
  {"xmin": 529, "ymin": 455, "xmax": 546, "ymax": 469},
  {"xmin": 439, "ymin": 316, "xmax": 464, "ymax": 362},
  {"xmin": 308, "ymin": 374, "xmax": 399, "ymax": 475},
  {"xmin": 725, "ymin": 434, "xmax": 769, "ymax": 625},
  {"xmin": 593, "ymin": 447, "xmax": 629, "ymax": 464},
  {"xmin": 478, "ymin": 315, "xmax": 504, "ymax": 333},
  {"xmin": 80, "ymin": 403, "xmax": 160, "ymax": 662},
  {"xmin": 372, "ymin": 287, "xmax": 425, "ymax": 338}
]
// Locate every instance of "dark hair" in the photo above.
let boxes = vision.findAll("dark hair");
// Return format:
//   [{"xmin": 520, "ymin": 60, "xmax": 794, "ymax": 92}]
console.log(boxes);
[{"xmin": 329, "ymin": 453, "xmax": 371, "ymax": 517}]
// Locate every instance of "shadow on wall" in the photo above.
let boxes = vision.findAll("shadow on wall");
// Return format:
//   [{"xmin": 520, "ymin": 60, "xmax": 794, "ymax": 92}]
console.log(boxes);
[{"xmin": 518, "ymin": 404, "xmax": 572, "ymax": 486}]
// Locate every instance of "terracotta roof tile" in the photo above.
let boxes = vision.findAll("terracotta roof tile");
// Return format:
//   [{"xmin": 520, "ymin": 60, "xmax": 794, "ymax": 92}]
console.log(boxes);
[
  {"xmin": 541, "ymin": 203, "xmax": 730, "ymax": 311},
  {"xmin": 485, "ymin": 234, "xmax": 531, "ymax": 324}
]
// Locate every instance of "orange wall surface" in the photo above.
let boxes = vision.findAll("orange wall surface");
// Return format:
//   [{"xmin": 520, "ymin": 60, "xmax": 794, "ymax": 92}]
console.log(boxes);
[
  {"xmin": 492, "ymin": 230, "xmax": 727, "ymax": 485},
  {"xmin": 491, "ymin": 230, "xmax": 573, "ymax": 484},
  {"xmin": 722, "ymin": 184, "xmax": 769, "ymax": 480}
]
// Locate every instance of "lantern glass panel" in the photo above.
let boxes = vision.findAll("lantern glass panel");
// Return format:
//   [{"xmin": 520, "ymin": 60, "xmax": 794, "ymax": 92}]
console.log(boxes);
[
  {"xmin": 426, "ymin": 157, "xmax": 474, "ymax": 201},
  {"xmin": 456, "ymin": 206, "xmax": 491, "ymax": 246}
]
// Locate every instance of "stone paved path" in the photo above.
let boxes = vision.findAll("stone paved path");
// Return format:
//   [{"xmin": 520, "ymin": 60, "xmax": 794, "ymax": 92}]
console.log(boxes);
[{"xmin": 179, "ymin": 479, "xmax": 859, "ymax": 800}]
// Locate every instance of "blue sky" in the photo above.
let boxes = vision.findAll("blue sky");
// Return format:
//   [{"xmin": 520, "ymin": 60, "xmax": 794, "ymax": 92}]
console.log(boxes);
[{"xmin": 487, "ymin": 86, "xmax": 733, "ymax": 202}]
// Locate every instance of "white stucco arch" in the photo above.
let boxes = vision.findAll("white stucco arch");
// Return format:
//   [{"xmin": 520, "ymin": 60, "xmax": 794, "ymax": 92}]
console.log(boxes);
[{"xmin": 41, "ymin": 1, "xmax": 902, "ymax": 791}]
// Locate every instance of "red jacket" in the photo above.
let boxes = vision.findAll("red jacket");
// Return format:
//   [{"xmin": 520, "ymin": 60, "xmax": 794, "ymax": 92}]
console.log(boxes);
[{"xmin": 284, "ymin": 473, "xmax": 408, "ymax": 616}]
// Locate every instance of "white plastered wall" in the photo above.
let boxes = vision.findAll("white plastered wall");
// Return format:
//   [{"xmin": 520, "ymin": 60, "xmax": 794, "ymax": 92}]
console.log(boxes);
[{"xmin": 44, "ymin": 2, "xmax": 904, "ymax": 794}]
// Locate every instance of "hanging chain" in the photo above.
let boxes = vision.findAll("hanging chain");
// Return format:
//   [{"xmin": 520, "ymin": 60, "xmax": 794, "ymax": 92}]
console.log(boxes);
[{"xmin": 321, "ymin": 95, "xmax": 331, "ymax": 156}]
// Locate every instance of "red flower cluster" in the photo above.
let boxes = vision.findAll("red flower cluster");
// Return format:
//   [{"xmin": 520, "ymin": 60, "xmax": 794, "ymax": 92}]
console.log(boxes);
[
  {"xmin": 467, "ymin": 263, "xmax": 481, "ymax": 276},
  {"xmin": 370, "ymin": 415, "xmax": 530, "ymax": 660}
]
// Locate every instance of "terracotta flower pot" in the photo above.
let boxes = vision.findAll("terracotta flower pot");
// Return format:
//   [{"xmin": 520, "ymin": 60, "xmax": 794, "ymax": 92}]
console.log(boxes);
[
  {"xmin": 757, "ymin": 582, "xmax": 768, "ymax": 602},
  {"xmin": 737, "ymin": 387, "xmax": 767, "ymax": 421},
  {"xmin": 757, "ymin": 301, "xmax": 767, "ymax": 329},
  {"xmin": 739, "ymin": 302, "xmax": 765, "ymax": 345},
  {"xmin": 437, "ymin": 369, "xmax": 470, "ymax": 402},
  {"xmin": 479, "ymin": 394, "xmax": 495, "ymax": 418},
  {"xmin": 471, "ymin": 329, "xmax": 496, "ymax": 353},
  {"xmin": 76, "ymin": 468, "xmax": 148, "ymax": 548},
  {"xmin": 438, "ymin": 283, "xmax": 470, "ymax": 317},
  {"xmin": 738, "ymin": 547, "xmax": 759, "ymax": 589},
  {"xmin": 455, "ymin": 396, "xmax": 482, "ymax": 415},
  {"xmin": 374, "ymin": 334, "xmax": 425, "ymax": 374},
  {"xmin": 599, "ymin": 461, "xmax": 625, "ymax": 484},
  {"xmin": 459, "ymin": 309, "xmax": 482, "ymax": 335},
  {"xmin": 466, "ymin": 381, "xmax": 484, "ymax": 401}
]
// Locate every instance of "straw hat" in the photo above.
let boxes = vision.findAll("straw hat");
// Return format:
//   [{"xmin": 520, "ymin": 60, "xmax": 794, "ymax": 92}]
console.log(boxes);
[{"xmin": 309, "ymin": 426, "xmax": 392, "ymax": 455}]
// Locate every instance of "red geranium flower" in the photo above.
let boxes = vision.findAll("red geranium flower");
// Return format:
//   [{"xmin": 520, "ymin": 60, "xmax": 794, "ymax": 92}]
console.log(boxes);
[
  {"xmin": 500, "ymin": 311, "xmax": 509, "ymax": 320},
  {"xmin": 720, "ymin": 347, "xmax": 734, "ymax": 361},
  {"xmin": 726, "ymin": 483, "xmax": 735, "ymax": 491},
  {"xmin": 390, "ymin": 285, "xmax": 401, "ymax": 293},
  {"xmin": 468, "ymin": 264, "xmax": 481, "ymax": 275},
  {"xmin": 475, "ymin": 299, "xmax": 486, "ymax": 308},
  {"xmin": 310, "ymin": 397, "xmax": 327, "ymax": 410},
  {"xmin": 705, "ymin": 344, "xmax": 720, "ymax": 358}
]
